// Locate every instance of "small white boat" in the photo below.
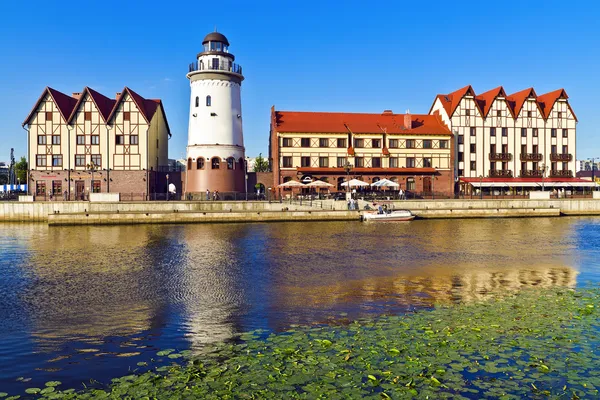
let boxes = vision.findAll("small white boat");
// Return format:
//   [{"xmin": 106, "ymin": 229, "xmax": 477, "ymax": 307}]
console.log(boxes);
[{"xmin": 361, "ymin": 209, "xmax": 415, "ymax": 222}]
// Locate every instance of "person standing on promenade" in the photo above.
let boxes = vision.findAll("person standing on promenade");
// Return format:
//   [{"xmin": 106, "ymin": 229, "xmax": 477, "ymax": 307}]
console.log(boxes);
[
  {"xmin": 213, "ymin": 190, "xmax": 217, "ymax": 201},
  {"xmin": 206, "ymin": 189, "xmax": 210, "ymax": 200}
]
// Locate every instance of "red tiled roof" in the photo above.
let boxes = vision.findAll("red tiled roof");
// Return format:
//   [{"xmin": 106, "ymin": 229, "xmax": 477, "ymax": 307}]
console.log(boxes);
[
  {"xmin": 506, "ymin": 87, "xmax": 537, "ymax": 117},
  {"xmin": 22, "ymin": 87, "xmax": 78, "ymax": 126},
  {"xmin": 431, "ymin": 85, "xmax": 475, "ymax": 117},
  {"xmin": 67, "ymin": 87, "xmax": 116, "ymax": 123},
  {"xmin": 273, "ymin": 111, "xmax": 452, "ymax": 136},
  {"xmin": 536, "ymin": 89, "xmax": 574, "ymax": 120},
  {"xmin": 475, "ymin": 86, "xmax": 507, "ymax": 118}
]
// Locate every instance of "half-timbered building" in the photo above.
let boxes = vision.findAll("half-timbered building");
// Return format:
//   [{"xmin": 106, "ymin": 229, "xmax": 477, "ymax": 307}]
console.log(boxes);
[{"xmin": 22, "ymin": 87, "xmax": 172, "ymax": 200}]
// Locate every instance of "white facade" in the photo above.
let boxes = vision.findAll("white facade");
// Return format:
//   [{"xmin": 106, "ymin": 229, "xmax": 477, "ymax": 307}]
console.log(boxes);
[{"xmin": 430, "ymin": 86, "xmax": 577, "ymax": 180}]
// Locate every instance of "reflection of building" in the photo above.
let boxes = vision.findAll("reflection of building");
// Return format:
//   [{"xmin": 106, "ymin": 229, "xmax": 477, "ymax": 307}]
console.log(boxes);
[
  {"xmin": 22, "ymin": 87, "xmax": 172, "ymax": 200},
  {"xmin": 269, "ymin": 108, "xmax": 454, "ymax": 195},
  {"xmin": 184, "ymin": 32, "xmax": 246, "ymax": 195},
  {"xmin": 430, "ymin": 86, "xmax": 581, "ymax": 192}
]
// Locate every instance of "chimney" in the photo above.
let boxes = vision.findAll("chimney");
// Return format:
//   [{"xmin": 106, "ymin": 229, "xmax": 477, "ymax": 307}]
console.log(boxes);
[
  {"xmin": 404, "ymin": 109, "xmax": 412, "ymax": 129},
  {"xmin": 382, "ymin": 109, "xmax": 393, "ymax": 115},
  {"xmin": 72, "ymin": 92, "xmax": 81, "ymax": 99},
  {"xmin": 116, "ymin": 92, "xmax": 122, "ymax": 99}
]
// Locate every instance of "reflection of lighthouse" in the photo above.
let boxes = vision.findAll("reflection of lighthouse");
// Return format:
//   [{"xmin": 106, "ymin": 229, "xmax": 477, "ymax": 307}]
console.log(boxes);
[{"xmin": 185, "ymin": 32, "xmax": 246, "ymax": 194}]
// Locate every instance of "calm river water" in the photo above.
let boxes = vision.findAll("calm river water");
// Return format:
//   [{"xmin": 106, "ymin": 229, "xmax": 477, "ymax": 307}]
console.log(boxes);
[{"xmin": 1, "ymin": 218, "xmax": 600, "ymax": 394}]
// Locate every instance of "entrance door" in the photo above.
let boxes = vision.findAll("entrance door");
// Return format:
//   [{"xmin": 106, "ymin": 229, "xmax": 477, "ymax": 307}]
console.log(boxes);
[
  {"xmin": 75, "ymin": 181, "xmax": 85, "ymax": 200},
  {"xmin": 423, "ymin": 177, "xmax": 432, "ymax": 194}
]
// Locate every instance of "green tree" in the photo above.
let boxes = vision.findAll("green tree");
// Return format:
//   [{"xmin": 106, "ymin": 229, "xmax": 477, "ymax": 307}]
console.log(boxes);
[
  {"xmin": 253, "ymin": 153, "xmax": 270, "ymax": 173},
  {"xmin": 15, "ymin": 156, "xmax": 27, "ymax": 183}
]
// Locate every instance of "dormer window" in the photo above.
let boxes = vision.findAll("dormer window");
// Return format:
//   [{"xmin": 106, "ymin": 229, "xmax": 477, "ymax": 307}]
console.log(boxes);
[
  {"xmin": 465, "ymin": 109, "xmax": 470, "ymax": 116},
  {"xmin": 206, "ymin": 96, "xmax": 211, "ymax": 107},
  {"xmin": 558, "ymin": 112, "xmax": 563, "ymax": 118}
]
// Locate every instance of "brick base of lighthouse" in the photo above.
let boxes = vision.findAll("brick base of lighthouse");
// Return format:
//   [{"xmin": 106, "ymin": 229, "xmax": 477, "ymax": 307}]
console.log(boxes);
[{"xmin": 183, "ymin": 167, "xmax": 245, "ymax": 197}]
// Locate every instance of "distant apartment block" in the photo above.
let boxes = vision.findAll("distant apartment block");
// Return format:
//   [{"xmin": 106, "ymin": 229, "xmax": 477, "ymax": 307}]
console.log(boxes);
[{"xmin": 22, "ymin": 87, "xmax": 173, "ymax": 200}]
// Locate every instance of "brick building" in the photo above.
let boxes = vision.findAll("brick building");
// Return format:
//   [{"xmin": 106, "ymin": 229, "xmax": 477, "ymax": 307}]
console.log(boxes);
[{"xmin": 22, "ymin": 86, "xmax": 175, "ymax": 200}]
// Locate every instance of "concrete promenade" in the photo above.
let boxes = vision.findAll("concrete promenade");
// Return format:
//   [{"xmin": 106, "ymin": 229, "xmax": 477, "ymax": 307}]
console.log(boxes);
[{"xmin": 1, "ymin": 198, "xmax": 599, "ymax": 225}]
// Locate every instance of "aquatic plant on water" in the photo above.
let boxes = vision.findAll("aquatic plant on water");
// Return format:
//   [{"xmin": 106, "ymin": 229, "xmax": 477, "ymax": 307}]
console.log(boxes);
[{"xmin": 8, "ymin": 287, "xmax": 600, "ymax": 399}]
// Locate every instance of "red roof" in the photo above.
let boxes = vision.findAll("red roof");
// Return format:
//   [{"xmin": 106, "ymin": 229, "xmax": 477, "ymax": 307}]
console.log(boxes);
[
  {"xmin": 431, "ymin": 85, "xmax": 475, "ymax": 117},
  {"xmin": 22, "ymin": 87, "xmax": 78, "ymax": 125},
  {"xmin": 273, "ymin": 111, "xmax": 452, "ymax": 136},
  {"xmin": 475, "ymin": 86, "xmax": 507, "ymax": 118},
  {"xmin": 506, "ymin": 88, "xmax": 537, "ymax": 117},
  {"xmin": 67, "ymin": 87, "xmax": 115, "ymax": 123}
]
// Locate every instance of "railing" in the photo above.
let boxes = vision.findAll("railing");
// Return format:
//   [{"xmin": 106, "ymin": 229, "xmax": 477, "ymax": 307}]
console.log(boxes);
[
  {"xmin": 188, "ymin": 61, "xmax": 243, "ymax": 75},
  {"xmin": 520, "ymin": 170, "xmax": 543, "ymax": 177},
  {"xmin": 489, "ymin": 153, "xmax": 513, "ymax": 161},
  {"xmin": 520, "ymin": 153, "xmax": 543, "ymax": 161},
  {"xmin": 156, "ymin": 165, "xmax": 185, "ymax": 172},
  {"xmin": 458, "ymin": 189, "xmax": 596, "ymax": 200},
  {"xmin": 489, "ymin": 169, "xmax": 513, "ymax": 177},
  {"xmin": 550, "ymin": 170, "xmax": 573, "ymax": 178},
  {"xmin": 550, "ymin": 153, "xmax": 573, "ymax": 161}
]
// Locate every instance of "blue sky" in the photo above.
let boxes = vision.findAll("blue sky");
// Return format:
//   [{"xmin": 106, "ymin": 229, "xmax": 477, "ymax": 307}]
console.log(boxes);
[{"xmin": 0, "ymin": 0, "xmax": 598, "ymax": 162}]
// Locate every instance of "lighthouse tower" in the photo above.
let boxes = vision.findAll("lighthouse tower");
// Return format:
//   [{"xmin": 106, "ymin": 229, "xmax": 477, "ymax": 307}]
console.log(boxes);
[{"xmin": 185, "ymin": 32, "xmax": 245, "ymax": 195}]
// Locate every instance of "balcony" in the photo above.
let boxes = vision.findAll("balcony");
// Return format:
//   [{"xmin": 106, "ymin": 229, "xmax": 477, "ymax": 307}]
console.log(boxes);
[
  {"xmin": 489, "ymin": 169, "xmax": 513, "ymax": 177},
  {"xmin": 550, "ymin": 153, "xmax": 573, "ymax": 162},
  {"xmin": 520, "ymin": 170, "xmax": 543, "ymax": 177},
  {"xmin": 188, "ymin": 61, "xmax": 243, "ymax": 75},
  {"xmin": 550, "ymin": 170, "xmax": 573, "ymax": 178},
  {"xmin": 520, "ymin": 153, "xmax": 543, "ymax": 161},
  {"xmin": 489, "ymin": 153, "xmax": 513, "ymax": 161}
]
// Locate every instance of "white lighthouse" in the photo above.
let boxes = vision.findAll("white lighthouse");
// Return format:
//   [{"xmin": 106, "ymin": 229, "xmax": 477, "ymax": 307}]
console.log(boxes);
[{"xmin": 185, "ymin": 31, "xmax": 245, "ymax": 195}]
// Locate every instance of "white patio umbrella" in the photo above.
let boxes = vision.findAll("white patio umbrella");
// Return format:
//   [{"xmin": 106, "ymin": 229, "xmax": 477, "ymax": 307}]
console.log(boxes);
[
  {"xmin": 341, "ymin": 178, "xmax": 370, "ymax": 187},
  {"xmin": 277, "ymin": 180, "xmax": 305, "ymax": 188},
  {"xmin": 370, "ymin": 178, "xmax": 399, "ymax": 188},
  {"xmin": 306, "ymin": 180, "xmax": 334, "ymax": 188}
]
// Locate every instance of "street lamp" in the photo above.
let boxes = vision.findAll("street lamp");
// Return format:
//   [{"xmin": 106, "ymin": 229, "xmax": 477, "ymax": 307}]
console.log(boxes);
[
  {"xmin": 479, "ymin": 175, "xmax": 483, "ymax": 200},
  {"xmin": 344, "ymin": 161, "xmax": 353, "ymax": 200},
  {"xmin": 86, "ymin": 161, "xmax": 97, "ymax": 197},
  {"xmin": 539, "ymin": 163, "xmax": 549, "ymax": 192},
  {"xmin": 166, "ymin": 174, "xmax": 170, "ymax": 201}
]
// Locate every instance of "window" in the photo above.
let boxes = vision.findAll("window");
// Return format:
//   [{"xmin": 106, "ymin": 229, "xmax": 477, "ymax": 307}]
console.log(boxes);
[
  {"xmin": 558, "ymin": 112, "xmax": 562, "ymax": 119},
  {"xmin": 116, "ymin": 135, "xmax": 124, "ymax": 145},
  {"xmin": 533, "ymin": 145, "xmax": 538, "ymax": 154},
  {"xmin": 36, "ymin": 181, "xmax": 46, "ymax": 195},
  {"xmin": 206, "ymin": 95, "xmax": 212, "ymax": 106},
  {"xmin": 319, "ymin": 157, "xmax": 329, "ymax": 167},
  {"xmin": 490, "ymin": 127, "xmax": 496, "ymax": 136},
  {"xmin": 77, "ymin": 135, "xmax": 85, "ymax": 145},
  {"xmin": 562, "ymin": 145, "xmax": 568, "ymax": 154},
  {"xmin": 562, "ymin": 162, "xmax": 568, "ymax": 171},
  {"xmin": 187, "ymin": 158, "xmax": 192, "ymax": 170},
  {"xmin": 470, "ymin": 127, "xmax": 476, "ymax": 136},
  {"xmin": 551, "ymin": 128, "xmax": 557, "ymax": 137},
  {"xmin": 91, "ymin": 135, "xmax": 100, "ymax": 145},
  {"xmin": 36, "ymin": 155, "xmax": 46, "ymax": 167},
  {"xmin": 280, "ymin": 138, "xmax": 292, "ymax": 147},
  {"xmin": 502, "ymin": 128, "xmax": 508, "ymax": 137},
  {"xmin": 355, "ymin": 157, "xmax": 364, "ymax": 167},
  {"xmin": 282, "ymin": 156, "xmax": 292, "ymax": 168},
  {"xmin": 457, "ymin": 135, "xmax": 464, "ymax": 145},
  {"xmin": 337, "ymin": 157, "xmax": 347, "ymax": 167},
  {"xmin": 552, "ymin": 162, "xmax": 557, "ymax": 171},
  {"xmin": 84, "ymin": 111, "xmax": 92, "ymax": 121},
  {"xmin": 502, "ymin": 144, "xmax": 508, "ymax": 154},
  {"xmin": 497, "ymin": 110, "xmax": 502, "ymax": 117},
  {"xmin": 465, "ymin": 109, "xmax": 470, "ymax": 116},
  {"xmin": 130, "ymin": 135, "xmax": 138, "ymax": 145},
  {"xmin": 440, "ymin": 140, "xmax": 448, "ymax": 149},
  {"xmin": 389, "ymin": 139, "xmax": 399, "ymax": 148},
  {"xmin": 337, "ymin": 138, "xmax": 346, "ymax": 148},
  {"xmin": 490, "ymin": 144, "xmax": 496, "ymax": 154},
  {"xmin": 92, "ymin": 180, "xmax": 101, "ymax": 193},
  {"xmin": 45, "ymin": 111, "xmax": 53, "ymax": 121},
  {"xmin": 458, "ymin": 152, "xmax": 464, "ymax": 162},
  {"xmin": 521, "ymin": 128, "xmax": 527, "ymax": 137},
  {"xmin": 533, "ymin": 162, "xmax": 538, "ymax": 171},
  {"xmin": 123, "ymin": 111, "xmax": 130, "ymax": 121},
  {"xmin": 490, "ymin": 162, "xmax": 496, "ymax": 171},
  {"xmin": 470, "ymin": 143, "xmax": 476, "ymax": 153},
  {"xmin": 562, "ymin": 129, "xmax": 568, "ymax": 138},
  {"xmin": 406, "ymin": 157, "xmax": 415, "ymax": 168},
  {"xmin": 406, "ymin": 178, "xmax": 415, "ymax": 191},
  {"xmin": 211, "ymin": 157, "xmax": 220, "ymax": 169},
  {"xmin": 38, "ymin": 135, "xmax": 46, "ymax": 145},
  {"xmin": 212, "ymin": 58, "xmax": 219, "ymax": 69},
  {"xmin": 91, "ymin": 154, "xmax": 101, "ymax": 167},
  {"xmin": 406, "ymin": 139, "xmax": 415, "ymax": 148},
  {"xmin": 389, "ymin": 157, "xmax": 398, "ymax": 168},
  {"xmin": 75, "ymin": 155, "xmax": 85, "ymax": 166},
  {"xmin": 521, "ymin": 144, "xmax": 527, "ymax": 155},
  {"xmin": 227, "ymin": 157, "xmax": 235, "ymax": 169},
  {"xmin": 301, "ymin": 138, "xmax": 310, "ymax": 147},
  {"xmin": 52, "ymin": 180, "xmax": 62, "ymax": 195},
  {"xmin": 301, "ymin": 156, "xmax": 311, "ymax": 167},
  {"xmin": 470, "ymin": 161, "xmax": 476, "ymax": 170},
  {"xmin": 52, "ymin": 155, "xmax": 62, "ymax": 167},
  {"xmin": 51, "ymin": 135, "xmax": 60, "ymax": 145},
  {"xmin": 197, "ymin": 158, "xmax": 205, "ymax": 169},
  {"xmin": 527, "ymin": 111, "xmax": 532, "ymax": 117},
  {"xmin": 458, "ymin": 169, "xmax": 464, "ymax": 176},
  {"xmin": 551, "ymin": 145, "xmax": 557, "ymax": 154},
  {"xmin": 319, "ymin": 138, "xmax": 329, "ymax": 148},
  {"xmin": 354, "ymin": 139, "xmax": 364, "ymax": 148},
  {"xmin": 372, "ymin": 139, "xmax": 381, "ymax": 148},
  {"xmin": 533, "ymin": 128, "xmax": 538, "ymax": 137},
  {"xmin": 195, "ymin": 97, "xmax": 199, "ymax": 107},
  {"xmin": 423, "ymin": 140, "xmax": 432, "ymax": 149},
  {"xmin": 372, "ymin": 157, "xmax": 381, "ymax": 168}
]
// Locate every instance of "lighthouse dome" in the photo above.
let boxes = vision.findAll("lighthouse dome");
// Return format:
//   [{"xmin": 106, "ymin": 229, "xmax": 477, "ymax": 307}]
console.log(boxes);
[{"xmin": 202, "ymin": 32, "xmax": 229, "ymax": 46}]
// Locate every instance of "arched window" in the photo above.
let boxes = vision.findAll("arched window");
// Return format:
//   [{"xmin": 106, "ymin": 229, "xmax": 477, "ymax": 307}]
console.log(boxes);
[
  {"xmin": 239, "ymin": 157, "xmax": 245, "ymax": 171},
  {"xmin": 195, "ymin": 97, "xmax": 199, "ymax": 107},
  {"xmin": 406, "ymin": 177, "xmax": 415, "ymax": 191},
  {"xmin": 227, "ymin": 157, "xmax": 235, "ymax": 170},
  {"xmin": 206, "ymin": 95, "xmax": 211, "ymax": 107},
  {"xmin": 187, "ymin": 158, "xmax": 192, "ymax": 170},
  {"xmin": 211, "ymin": 157, "xmax": 220, "ymax": 169},
  {"xmin": 197, "ymin": 158, "xmax": 204, "ymax": 169}
]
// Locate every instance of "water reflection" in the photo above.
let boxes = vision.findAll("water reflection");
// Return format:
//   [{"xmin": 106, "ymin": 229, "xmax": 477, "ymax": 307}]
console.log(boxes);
[{"xmin": 0, "ymin": 217, "xmax": 596, "ymax": 394}]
